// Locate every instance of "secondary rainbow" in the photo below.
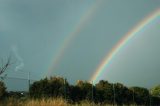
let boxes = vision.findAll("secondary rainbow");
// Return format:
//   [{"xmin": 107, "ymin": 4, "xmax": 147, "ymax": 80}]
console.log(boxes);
[
  {"xmin": 45, "ymin": 0, "xmax": 103, "ymax": 77},
  {"xmin": 90, "ymin": 8, "xmax": 160, "ymax": 84}
]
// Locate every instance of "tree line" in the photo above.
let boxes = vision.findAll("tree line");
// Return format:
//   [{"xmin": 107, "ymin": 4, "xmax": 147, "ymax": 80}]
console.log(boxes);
[
  {"xmin": 29, "ymin": 76, "xmax": 160, "ymax": 105},
  {"xmin": 0, "ymin": 56, "xmax": 159, "ymax": 105}
]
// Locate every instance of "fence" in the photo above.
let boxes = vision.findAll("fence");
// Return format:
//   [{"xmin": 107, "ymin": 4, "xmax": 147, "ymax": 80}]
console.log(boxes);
[
  {"xmin": 0, "ymin": 76, "xmax": 153, "ymax": 105},
  {"xmin": 1, "ymin": 76, "xmax": 37, "ymax": 91}
]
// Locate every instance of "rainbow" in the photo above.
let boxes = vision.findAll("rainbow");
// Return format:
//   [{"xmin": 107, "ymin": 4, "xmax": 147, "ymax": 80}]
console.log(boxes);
[
  {"xmin": 45, "ymin": 0, "xmax": 103, "ymax": 77},
  {"xmin": 90, "ymin": 8, "xmax": 160, "ymax": 84}
]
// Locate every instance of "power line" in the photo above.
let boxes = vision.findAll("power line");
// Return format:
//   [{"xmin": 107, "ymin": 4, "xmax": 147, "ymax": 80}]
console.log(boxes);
[{"xmin": 2, "ymin": 76, "xmax": 37, "ymax": 81}]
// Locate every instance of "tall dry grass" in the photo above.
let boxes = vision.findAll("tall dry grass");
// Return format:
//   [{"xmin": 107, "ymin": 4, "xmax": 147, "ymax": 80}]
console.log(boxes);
[
  {"xmin": 0, "ymin": 98, "xmax": 67, "ymax": 106},
  {"xmin": 24, "ymin": 98, "xmax": 67, "ymax": 106},
  {"xmin": 0, "ymin": 98, "xmax": 138, "ymax": 106}
]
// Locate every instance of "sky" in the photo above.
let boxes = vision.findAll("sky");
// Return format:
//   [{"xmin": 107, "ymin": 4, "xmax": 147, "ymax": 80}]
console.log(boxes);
[{"xmin": 0, "ymin": 0, "xmax": 160, "ymax": 90}]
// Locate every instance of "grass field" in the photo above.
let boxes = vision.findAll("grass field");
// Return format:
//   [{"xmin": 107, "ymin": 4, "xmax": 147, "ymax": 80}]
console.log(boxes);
[{"xmin": 0, "ymin": 98, "xmax": 139, "ymax": 106}]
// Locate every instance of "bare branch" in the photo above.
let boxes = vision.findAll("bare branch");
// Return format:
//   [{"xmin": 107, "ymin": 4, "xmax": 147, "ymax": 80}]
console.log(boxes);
[{"xmin": 0, "ymin": 55, "xmax": 13, "ymax": 75}]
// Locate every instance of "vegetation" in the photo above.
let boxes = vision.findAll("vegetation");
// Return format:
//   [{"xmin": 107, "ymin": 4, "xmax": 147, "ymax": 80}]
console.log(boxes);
[
  {"xmin": 0, "ymin": 97, "xmax": 152, "ymax": 106},
  {"xmin": 0, "ymin": 81, "xmax": 6, "ymax": 100},
  {"xmin": 151, "ymin": 85, "xmax": 160, "ymax": 97},
  {"xmin": 0, "ymin": 56, "xmax": 159, "ymax": 105},
  {"xmin": 28, "ymin": 76, "xmax": 160, "ymax": 105},
  {"xmin": 0, "ymin": 56, "xmax": 12, "ymax": 76},
  {"xmin": 0, "ymin": 76, "xmax": 159, "ymax": 105},
  {"xmin": 0, "ymin": 56, "xmax": 12, "ymax": 100}
]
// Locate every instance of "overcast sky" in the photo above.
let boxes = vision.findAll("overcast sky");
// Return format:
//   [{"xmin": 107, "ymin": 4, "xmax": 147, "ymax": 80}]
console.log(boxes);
[{"xmin": 0, "ymin": 0, "xmax": 160, "ymax": 90}]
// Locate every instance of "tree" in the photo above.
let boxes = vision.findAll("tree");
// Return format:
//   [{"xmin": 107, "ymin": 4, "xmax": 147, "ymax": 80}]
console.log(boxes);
[
  {"xmin": 95, "ymin": 80, "xmax": 113, "ymax": 104},
  {"xmin": 130, "ymin": 87, "xmax": 150, "ymax": 105},
  {"xmin": 113, "ymin": 83, "xmax": 132, "ymax": 105},
  {"xmin": 29, "ymin": 78, "xmax": 49, "ymax": 98},
  {"xmin": 76, "ymin": 80, "xmax": 93, "ymax": 101},
  {"xmin": 68, "ymin": 85, "xmax": 82, "ymax": 102},
  {"xmin": 48, "ymin": 76, "xmax": 69, "ymax": 98},
  {"xmin": 151, "ymin": 95, "xmax": 160, "ymax": 105},
  {"xmin": 151, "ymin": 85, "xmax": 160, "ymax": 97},
  {"xmin": 0, "ymin": 56, "xmax": 12, "ymax": 79},
  {"xmin": 0, "ymin": 81, "xmax": 6, "ymax": 100},
  {"xmin": 29, "ymin": 76, "xmax": 70, "ymax": 98},
  {"xmin": 0, "ymin": 56, "xmax": 12, "ymax": 100}
]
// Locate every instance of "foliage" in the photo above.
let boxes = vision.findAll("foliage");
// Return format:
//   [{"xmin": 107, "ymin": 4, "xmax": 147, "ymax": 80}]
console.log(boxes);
[
  {"xmin": 95, "ymin": 80, "xmax": 113, "ymax": 104},
  {"xmin": 29, "ymin": 76, "xmax": 69, "ymax": 98},
  {"xmin": 76, "ymin": 80, "xmax": 93, "ymax": 101},
  {"xmin": 114, "ymin": 83, "xmax": 132, "ymax": 105},
  {"xmin": 29, "ymin": 76, "xmax": 160, "ymax": 105},
  {"xmin": 0, "ymin": 56, "xmax": 12, "ymax": 100},
  {"xmin": 151, "ymin": 85, "xmax": 160, "ymax": 97},
  {"xmin": 130, "ymin": 87, "xmax": 150, "ymax": 105},
  {"xmin": 151, "ymin": 96, "xmax": 160, "ymax": 105},
  {"xmin": 0, "ymin": 81, "xmax": 6, "ymax": 100}
]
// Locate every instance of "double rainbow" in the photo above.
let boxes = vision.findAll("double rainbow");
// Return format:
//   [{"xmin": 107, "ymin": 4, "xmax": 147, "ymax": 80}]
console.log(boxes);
[
  {"xmin": 90, "ymin": 8, "xmax": 160, "ymax": 84},
  {"xmin": 46, "ymin": 0, "xmax": 102, "ymax": 76}
]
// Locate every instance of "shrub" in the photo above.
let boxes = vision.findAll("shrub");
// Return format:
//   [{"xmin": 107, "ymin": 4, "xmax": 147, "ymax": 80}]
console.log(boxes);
[
  {"xmin": 0, "ymin": 81, "xmax": 6, "ymax": 99},
  {"xmin": 151, "ymin": 85, "xmax": 160, "ymax": 97},
  {"xmin": 29, "ymin": 77, "xmax": 69, "ymax": 98},
  {"xmin": 130, "ymin": 87, "xmax": 150, "ymax": 105}
]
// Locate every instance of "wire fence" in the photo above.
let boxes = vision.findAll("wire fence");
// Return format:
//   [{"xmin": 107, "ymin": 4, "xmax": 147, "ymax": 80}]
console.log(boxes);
[
  {"xmin": 1, "ymin": 76, "xmax": 37, "ymax": 91},
  {"xmin": 0, "ymin": 76, "xmax": 154, "ymax": 105}
]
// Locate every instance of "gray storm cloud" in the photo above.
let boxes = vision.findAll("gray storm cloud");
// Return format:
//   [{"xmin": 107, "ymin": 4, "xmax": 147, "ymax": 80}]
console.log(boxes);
[{"xmin": 11, "ymin": 46, "xmax": 24, "ymax": 71}]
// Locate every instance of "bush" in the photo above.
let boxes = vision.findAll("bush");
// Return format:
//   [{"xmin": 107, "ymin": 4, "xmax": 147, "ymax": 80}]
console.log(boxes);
[
  {"xmin": 130, "ymin": 87, "xmax": 150, "ymax": 105},
  {"xmin": 95, "ymin": 80, "xmax": 113, "ymax": 104},
  {"xmin": 151, "ymin": 96, "xmax": 160, "ymax": 105},
  {"xmin": 151, "ymin": 85, "xmax": 160, "ymax": 97},
  {"xmin": 29, "ymin": 76, "xmax": 69, "ymax": 98},
  {"xmin": 29, "ymin": 77, "xmax": 160, "ymax": 105},
  {"xmin": 0, "ymin": 81, "xmax": 6, "ymax": 99}
]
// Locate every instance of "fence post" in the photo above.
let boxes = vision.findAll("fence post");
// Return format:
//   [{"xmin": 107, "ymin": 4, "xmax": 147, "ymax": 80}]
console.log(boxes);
[
  {"xmin": 92, "ymin": 81, "xmax": 94, "ymax": 102},
  {"xmin": 64, "ymin": 78, "xmax": 66, "ymax": 100},
  {"xmin": 132, "ymin": 88, "xmax": 135, "ymax": 105},
  {"xmin": 149, "ymin": 90, "xmax": 152, "ymax": 106},
  {"xmin": 113, "ymin": 83, "xmax": 116, "ymax": 105}
]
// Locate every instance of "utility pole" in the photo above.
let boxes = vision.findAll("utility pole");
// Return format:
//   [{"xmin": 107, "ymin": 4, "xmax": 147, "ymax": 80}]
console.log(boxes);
[
  {"xmin": 28, "ymin": 72, "xmax": 30, "ymax": 89},
  {"xmin": 28, "ymin": 72, "xmax": 30, "ymax": 97},
  {"xmin": 14, "ymin": 71, "xmax": 31, "ymax": 96},
  {"xmin": 28, "ymin": 72, "xmax": 31, "ymax": 96}
]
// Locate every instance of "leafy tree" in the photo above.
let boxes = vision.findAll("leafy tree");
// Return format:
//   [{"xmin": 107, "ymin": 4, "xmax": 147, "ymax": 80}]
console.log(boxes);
[
  {"xmin": 0, "ymin": 56, "xmax": 12, "ymax": 100},
  {"xmin": 151, "ymin": 95, "xmax": 160, "ymax": 105},
  {"xmin": 29, "ymin": 78, "xmax": 49, "ymax": 98},
  {"xmin": 76, "ymin": 80, "xmax": 93, "ymax": 101},
  {"xmin": 48, "ymin": 77, "xmax": 69, "ymax": 98},
  {"xmin": 151, "ymin": 85, "xmax": 160, "ymax": 97},
  {"xmin": 0, "ymin": 81, "xmax": 6, "ymax": 100},
  {"xmin": 113, "ymin": 83, "xmax": 132, "ymax": 105},
  {"xmin": 130, "ymin": 87, "xmax": 150, "ymax": 105},
  {"xmin": 95, "ymin": 80, "xmax": 113, "ymax": 104},
  {"xmin": 29, "ymin": 76, "xmax": 69, "ymax": 98},
  {"xmin": 29, "ymin": 77, "xmax": 160, "ymax": 105},
  {"xmin": 68, "ymin": 85, "xmax": 82, "ymax": 102}
]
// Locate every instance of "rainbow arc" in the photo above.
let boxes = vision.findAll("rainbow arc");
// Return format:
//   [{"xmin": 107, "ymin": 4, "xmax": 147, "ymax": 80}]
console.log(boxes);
[{"xmin": 90, "ymin": 9, "xmax": 160, "ymax": 84}]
